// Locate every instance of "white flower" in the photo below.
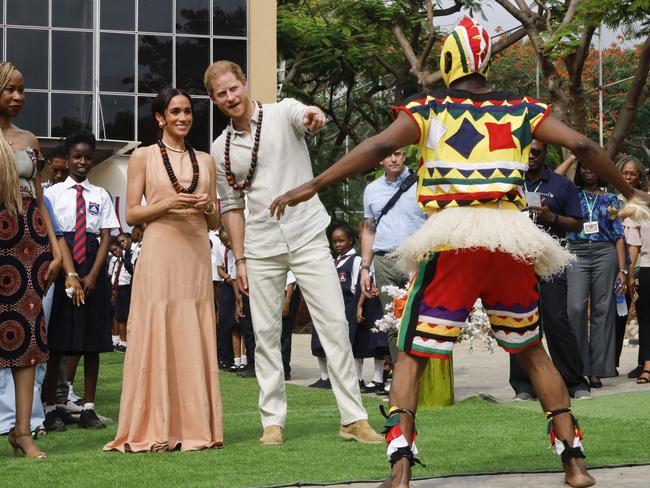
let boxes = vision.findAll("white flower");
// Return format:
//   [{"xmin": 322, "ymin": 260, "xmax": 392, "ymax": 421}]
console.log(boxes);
[{"xmin": 372, "ymin": 289, "xmax": 497, "ymax": 354}]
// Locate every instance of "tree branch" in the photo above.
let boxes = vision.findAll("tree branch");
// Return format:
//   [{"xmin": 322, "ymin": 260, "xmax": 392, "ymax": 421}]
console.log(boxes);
[{"xmin": 606, "ymin": 34, "xmax": 650, "ymax": 157}]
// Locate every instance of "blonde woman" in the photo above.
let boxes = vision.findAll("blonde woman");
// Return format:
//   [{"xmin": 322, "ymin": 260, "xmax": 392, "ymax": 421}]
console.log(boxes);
[{"xmin": 0, "ymin": 62, "xmax": 82, "ymax": 458}]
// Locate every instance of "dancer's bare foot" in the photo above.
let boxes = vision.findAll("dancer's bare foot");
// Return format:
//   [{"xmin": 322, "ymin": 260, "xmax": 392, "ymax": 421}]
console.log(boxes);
[
  {"xmin": 377, "ymin": 458, "xmax": 411, "ymax": 488},
  {"xmin": 564, "ymin": 457, "xmax": 596, "ymax": 487}
]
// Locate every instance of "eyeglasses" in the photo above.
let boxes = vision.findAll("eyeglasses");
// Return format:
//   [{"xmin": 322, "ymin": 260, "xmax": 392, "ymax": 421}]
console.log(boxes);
[
  {"xmin": 621, "ymin": 171, "xmax": 640, "ymax": 177},
  {"xmin": 530, "ymin": 148, "xmax": 544, "ymax": 156}
]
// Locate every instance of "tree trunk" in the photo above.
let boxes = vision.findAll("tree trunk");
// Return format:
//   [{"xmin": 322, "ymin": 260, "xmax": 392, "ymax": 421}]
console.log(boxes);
[{"xmin": 606, "ymin": 35, "xmax": 650, "ymax": 158}]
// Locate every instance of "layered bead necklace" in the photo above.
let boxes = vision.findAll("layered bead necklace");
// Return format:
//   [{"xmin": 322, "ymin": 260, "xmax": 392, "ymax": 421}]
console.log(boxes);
[
  {"xmin": 157, "ymin": 139, "xmax": 200, "ymax": 194},
  {"xmin": 224, "ymin": 101, "xmax": 263, "ymax": 190}
]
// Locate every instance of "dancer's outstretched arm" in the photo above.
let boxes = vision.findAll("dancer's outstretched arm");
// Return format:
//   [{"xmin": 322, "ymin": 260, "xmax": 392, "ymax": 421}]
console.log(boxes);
[
  {"xmin": 269, "ymin": 111, "xmax": 418, "ymax": 218},
  {"xmin": 535, "ymin": 116, "xmax": 648, "ymax": 203}
]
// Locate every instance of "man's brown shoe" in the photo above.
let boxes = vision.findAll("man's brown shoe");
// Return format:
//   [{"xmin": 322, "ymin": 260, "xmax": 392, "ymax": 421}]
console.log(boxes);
[
  {"xmin": 259, "ymin": 425, "xmax": 284, "ymax": 445},
  {"xmin": 339, "ymin": 419, "xmax": 383, "ymax": 444}
]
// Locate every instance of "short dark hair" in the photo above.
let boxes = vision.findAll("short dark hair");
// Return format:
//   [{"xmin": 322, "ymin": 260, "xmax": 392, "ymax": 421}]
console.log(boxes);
[
  {"xmin": 117, "ymin": 232, "xmax": 131, "ymax": 240},
  {"xmin": 64, "ymin": 131, "xmax": 97, "ymax": 155},
  {"xmin": 331, "ymin": 223, "xmax": 357, "ymax": 246},
  {"xmin": 152, "ymin": 87, "xmax": 194, "ymax": 121},
  {"xmin": 616, "ymin": 155, "xmax": 648, "ymax": 190},
  {"xmin": 574, "ymin": 161, "xmax": 606, "ymax": 189},
  {"xmin": 49, "ymin": 144, "xmax": 67, "ymax": 161}
]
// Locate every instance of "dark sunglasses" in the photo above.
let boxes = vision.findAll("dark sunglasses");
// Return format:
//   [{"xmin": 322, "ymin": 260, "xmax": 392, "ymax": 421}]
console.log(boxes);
[{"xmin": 530, "ymin": 148, "xmax": 544, "ymax": 157}]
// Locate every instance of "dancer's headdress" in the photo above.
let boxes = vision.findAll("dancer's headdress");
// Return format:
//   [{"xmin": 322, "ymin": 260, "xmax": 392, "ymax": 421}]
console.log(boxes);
[{"xmin": 440, "ymin": 17, "xmax": 492, "ymax": 87}]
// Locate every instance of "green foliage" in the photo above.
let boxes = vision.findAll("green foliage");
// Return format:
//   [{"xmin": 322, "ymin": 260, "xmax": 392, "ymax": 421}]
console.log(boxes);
[{"xmin": 278, "ymin": 1, "xmax": 483, "ymax": 223}]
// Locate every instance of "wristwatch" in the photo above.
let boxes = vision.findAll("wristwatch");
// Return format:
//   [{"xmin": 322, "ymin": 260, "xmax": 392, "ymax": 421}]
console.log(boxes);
[{"xmin": 360, "ymin": 264, "xmax": 371, "ymax": 272}]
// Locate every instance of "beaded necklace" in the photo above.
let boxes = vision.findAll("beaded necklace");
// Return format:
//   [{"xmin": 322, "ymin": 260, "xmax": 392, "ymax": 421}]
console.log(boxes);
[
  {"xmin": 157, "ymin": 139, "xmax": 200, "ymax": 194},
  {"xmin": 224, "ymin": 101, "xmax": 263, "ymax": 190}
]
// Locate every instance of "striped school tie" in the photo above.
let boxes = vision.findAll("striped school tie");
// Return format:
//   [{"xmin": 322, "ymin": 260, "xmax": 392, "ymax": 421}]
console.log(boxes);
[{"xmin": 73, "ymin": 184, "xmax": 87, "ymax": 264}]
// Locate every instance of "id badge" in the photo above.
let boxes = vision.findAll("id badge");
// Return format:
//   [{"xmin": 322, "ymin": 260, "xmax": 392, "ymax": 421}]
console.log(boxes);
[
  {"xmin": 525, "ymin": 191, "xmax": 542, "ymax": 208},
  {"xmin": 583, "ymin": 221, "xmax": 599, "ymax": 234}
]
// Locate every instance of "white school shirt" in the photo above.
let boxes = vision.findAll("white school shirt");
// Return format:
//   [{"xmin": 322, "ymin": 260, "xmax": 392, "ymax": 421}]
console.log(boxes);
[
  {"xmin": 208, "ymin": 231, "xmax": 225, "ymax": 282},
  {"xmin": 131, "ymin": 242, "xmax": 142, "ymax": 265},
  {"xmin": 216, "ymin": 247, "xmax": 237, "ymax": 279},
  {"xmin": 109, "ymin": 254, "xmax": 132, "ymax": 287},
  {"xmin": 212, "ymin": 98, "xmax": 331, "ymax": 259},
  {"xmin": 107, "ymin": 255, "xmax": 119, "ymax": 278},
  {"xmin": 44, "ymin": 176, "xmax": 119, "ymax": 233}
]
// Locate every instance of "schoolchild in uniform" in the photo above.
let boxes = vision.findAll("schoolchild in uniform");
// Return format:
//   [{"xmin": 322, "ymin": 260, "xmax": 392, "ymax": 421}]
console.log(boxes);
[
  {"xmin": 357, "ymin": 282, "xmax": 390, "ymax": 394},
  {"xmin": 310, "ymin": 224, "xmax": 365, "ymax": 389},
  {"xmin": 115, "ymin": 232, "xmax": 135, "ymax": 352},
  {"xmin": 43, "ymin": 131, "xmax": 119, "ymax": 429},
  {"xmin": 108, "ymin": 239, "xmax": 121, "ymax": 349},
  {"xmin": 216, "ymin": 228, "xmax": 237, "ymax": 369}
]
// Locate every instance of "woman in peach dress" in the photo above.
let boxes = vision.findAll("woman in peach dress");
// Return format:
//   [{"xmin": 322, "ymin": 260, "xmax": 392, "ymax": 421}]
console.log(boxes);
[{"xmin": 104, "ymin": 88, "xmax": 222, "ymax": 452}]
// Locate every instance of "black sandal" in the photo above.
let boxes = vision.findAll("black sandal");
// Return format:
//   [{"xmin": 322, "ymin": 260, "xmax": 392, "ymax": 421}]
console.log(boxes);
[{"xmin": 636, "ymin": 370, "xmax": 650, "ymax": 384}]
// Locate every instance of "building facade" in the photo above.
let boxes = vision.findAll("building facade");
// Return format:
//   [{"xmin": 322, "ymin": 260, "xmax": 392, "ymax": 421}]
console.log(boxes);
[{"xmin": 2, "ymin": 0, "xmax": 277, "ymax": 229}]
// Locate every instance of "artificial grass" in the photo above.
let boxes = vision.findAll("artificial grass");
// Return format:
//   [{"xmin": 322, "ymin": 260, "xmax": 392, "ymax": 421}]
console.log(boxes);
[{"xmin": 6, "ymin": 352, "xmax": 650, "ymax": 487}]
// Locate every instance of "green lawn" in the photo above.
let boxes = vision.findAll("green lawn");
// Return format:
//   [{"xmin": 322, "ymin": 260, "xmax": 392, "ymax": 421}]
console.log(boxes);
[{"xmin": 6, "ymin": 353, "xmax": 650, "ymax": 487}]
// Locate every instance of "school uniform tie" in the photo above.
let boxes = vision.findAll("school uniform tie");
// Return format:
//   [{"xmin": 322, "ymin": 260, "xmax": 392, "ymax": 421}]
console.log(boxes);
[
  {"xmin": 113, "ymin": 258, "xmax": 123, "ymax": 291},
  {"xmin": 73, "ymin": 184, "xmax": 87, "ymax": 265}
]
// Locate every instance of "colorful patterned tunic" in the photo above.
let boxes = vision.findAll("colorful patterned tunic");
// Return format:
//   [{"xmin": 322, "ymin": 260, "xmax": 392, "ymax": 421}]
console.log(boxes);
[{"xmin": 394, "ymin": 88, "xmax": 550, "ymax": 212}]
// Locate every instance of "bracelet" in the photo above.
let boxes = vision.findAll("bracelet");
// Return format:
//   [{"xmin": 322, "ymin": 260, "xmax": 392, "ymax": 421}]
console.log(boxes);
[
  {"xmin": 204, "ymin": 200, "xmax": 216, "ymax": 215},
  {"xmin": 360, "ymin": 264, "xmax": 371, "ymax": 272},
  {"xmin": 619, "ymin": 269, "xmax": 629, "ymax": 275},
  {"xmin": 235, "ymin": 257, "xmax": 247, "ymax": 266},
  {"xmin": 67, "ymin": 272, "xmax": 79, "ymax": 278}
]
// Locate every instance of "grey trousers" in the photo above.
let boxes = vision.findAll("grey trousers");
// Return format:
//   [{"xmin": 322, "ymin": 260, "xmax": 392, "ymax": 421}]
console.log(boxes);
[
  {"xmin": 567, "ymin": 241, "xmax": 618, "ymax": 377},
  {"xmin": 374, "ymin": 254, "xmax": 410, "ymax": 362}
]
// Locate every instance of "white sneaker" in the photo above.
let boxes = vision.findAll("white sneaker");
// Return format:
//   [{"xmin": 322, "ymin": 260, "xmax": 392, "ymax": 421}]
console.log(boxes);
[
  {"xmin": 68, "ymin": 387, "xmax": 81, "ymax": 403},
  {"xmin": 61, "ymin": 399, "xmax": 83, "ymax": 413}
]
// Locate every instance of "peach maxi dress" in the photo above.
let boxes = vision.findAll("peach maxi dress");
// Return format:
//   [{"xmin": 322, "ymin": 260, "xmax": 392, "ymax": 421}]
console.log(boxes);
[{"xmin": 104, "ymin": 144, "xmax": 223, "ymax": 452}]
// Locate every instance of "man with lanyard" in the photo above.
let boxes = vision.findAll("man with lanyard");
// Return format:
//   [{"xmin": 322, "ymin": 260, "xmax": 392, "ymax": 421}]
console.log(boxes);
[
  {"xmin": 205, "ymin": 60, "xmax": 382, "ymax": 445},
  {"xmin": 360, "ymin": 149, "xmax": 426, "ymax": 380},
  {"xmin": 270, "ymin": 17, "xmax": 650, "ymax": 488},
  {"xmin": 509, "ymin": 139, "xmax": 591, "ymax": 400}
]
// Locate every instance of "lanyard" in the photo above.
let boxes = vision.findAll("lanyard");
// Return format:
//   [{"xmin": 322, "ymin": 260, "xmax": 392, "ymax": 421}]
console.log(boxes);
[
  {"xmin": 524, "ymin": 180, "xmax": 543, "ymax": 193},
  {"xmin": 583, "ymin": 191, "xmax": 600, "ymax": 221}
]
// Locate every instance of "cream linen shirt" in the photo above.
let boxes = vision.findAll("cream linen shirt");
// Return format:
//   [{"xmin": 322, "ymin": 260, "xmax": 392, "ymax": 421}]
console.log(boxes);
[{"xmin": 212, "ymin": 98, "xmax": 330, "ymax": 259}]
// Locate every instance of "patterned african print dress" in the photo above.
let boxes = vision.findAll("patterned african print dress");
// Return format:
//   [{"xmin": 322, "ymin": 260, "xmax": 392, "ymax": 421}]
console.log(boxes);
[{"xmin": 0, "ymin": 148, "xmax": 50, "ymax": 368}]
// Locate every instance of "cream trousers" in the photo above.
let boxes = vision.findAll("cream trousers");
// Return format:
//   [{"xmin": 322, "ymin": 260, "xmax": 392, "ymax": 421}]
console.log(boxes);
[{"xmin": 246, "ymin": 231, "xmax": 368, "ymax": 428}]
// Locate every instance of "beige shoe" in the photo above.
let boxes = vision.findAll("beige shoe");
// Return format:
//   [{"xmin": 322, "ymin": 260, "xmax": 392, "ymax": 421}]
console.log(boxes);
[
  {"xmin": 259, "ymin": 425, "xmax": 284, "ymax": 445},
  {"xmin": 339, "ymin": 419, "xmax": 384, "ymax": 444}
]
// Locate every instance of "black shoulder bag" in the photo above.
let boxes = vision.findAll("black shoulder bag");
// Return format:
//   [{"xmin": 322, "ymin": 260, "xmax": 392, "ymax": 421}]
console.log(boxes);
[{"xmin": 374, "ymin": 171, "xmax": 418, "ymax": 227}]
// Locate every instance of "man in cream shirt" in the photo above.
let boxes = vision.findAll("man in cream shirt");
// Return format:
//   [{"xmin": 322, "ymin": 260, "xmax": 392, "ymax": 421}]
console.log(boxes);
[{"xmin": 206, "ymin": 60, "xmax": 381, "ymax": 445}]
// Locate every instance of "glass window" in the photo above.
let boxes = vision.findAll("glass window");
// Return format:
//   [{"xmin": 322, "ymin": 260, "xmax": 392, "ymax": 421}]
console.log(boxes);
[
  {"xmin": 51, "ymin": 93, "xmax": 93, "ymax": 137},
  {"xmin": 138, "ymin": 0, "xmax": 172, "ymax": 33},
  {"xmin": 7, "ymin": 0, "xmax": 48, "ymax": 27},
  {"xmin": 186, "ymin": 98, "xmax": 210, "ymax": 152},
  {"xmin": 14, "ymin": 91, "xmax": 48, "ymax": 137},
  {"xmin": 52, "ymin": 0, "xmax": 93, "ymax": 29},
  {"xmin": 137, "ymin": 96, "xmax": 157, "ymax": 146},
  {"xmin": 52, "ymin": 31, "xmax": 93, "ymax": 91},
  {"xmin": 100, "ymin": 0, "xmax": 135, "ymax": 31},
  {"xmin": 100, "ymin": 95, "xmax": 135, "ymax": 141},
  {"xmin": 6, "ymin": 29, "xmax": 48, "ymax": 90},
  {"xmin": 138, "ymin": 35, "xmax": 173, "ymax": 94},
  {"xmin": 213, "ymin": 0, "xmax": 246, "ymax": 37},
  {"xmin": 176, "ymin": 0, "xmax": 209, "ymax": 35},
  {"xmin": 176, "ymin": 37, "xmax": 209, "ymax": 95},
  {"xmin": 100, "ymin": 33, "xmax": 135, "ymax": 92},
  {"xmin": 213, "ymin": 105, "xmax": 229, "ymax": 141},
  {"xmin": 213, "ymin": 38, "xmax": 247, "ymax": 74}
]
